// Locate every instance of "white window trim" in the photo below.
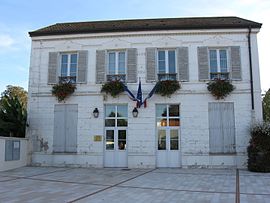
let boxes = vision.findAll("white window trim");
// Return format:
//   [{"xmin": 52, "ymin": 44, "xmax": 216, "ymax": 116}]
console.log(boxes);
[
  {"xmin": 107, "ymin": 50, "xmax": 127, "ymax": 75},
  {"xmin": 208, "ymin": 48, "xmax": 230, "ymax": 79},
  {"xmin": 59, "ymin": 52, "xmax": 78, "ymax": 77},
  {"xmin": 156, "ymin": 49, "xmax": 177, "ymax": 74}
]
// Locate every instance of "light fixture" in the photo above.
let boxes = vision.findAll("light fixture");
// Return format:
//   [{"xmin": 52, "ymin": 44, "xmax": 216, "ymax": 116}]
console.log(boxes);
[
  {"xmin": 93, "ymin": 108, "xmax": 99, "ymax": 118},
  {"xmin": 132, "ymin": 107, "xmax": 138, "ymax": 118}
]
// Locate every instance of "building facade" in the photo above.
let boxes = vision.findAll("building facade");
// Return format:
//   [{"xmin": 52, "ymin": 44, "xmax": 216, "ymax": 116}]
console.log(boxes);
[{"xmin": 27, "ymin": 17, "xmax": 262, "ymax": 168}]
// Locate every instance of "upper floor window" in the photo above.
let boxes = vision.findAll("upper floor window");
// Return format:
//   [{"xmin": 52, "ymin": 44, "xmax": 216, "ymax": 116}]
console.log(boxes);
[
  {"xmin": 60, "ymin": 53, "xmax": 78, "ymax": 83},
  {"xmin": 107, "ymin": 51, "xmax": 126, "ymax": 82},
  {"xmin": 157, "ymin": 50, "xmax": 177, "ymax": 81},
  {"xmin": 209, "ymin": 49, "xmax": 229, "ymax": 80}
]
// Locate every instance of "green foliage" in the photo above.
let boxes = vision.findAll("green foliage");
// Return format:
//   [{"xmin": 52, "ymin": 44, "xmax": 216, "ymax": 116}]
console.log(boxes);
[
  {"xmin": 1, "ymin": 85, "xmax": 28, "ymax": 109},
  {"xmin": 207, "ymin": 79, "xmax": 235, "ymax": 100},
  {"xmin": 155, "ymin": 80, "xmax": 180, "ymax": 97},
  {"xmin": 247, "ymin": 122, "xmax": 270, "ymax": 172},
  {"xmin": 52, "ymin": 82, "xmax": 76, "ymax": 102},
  {"xmin": 263, "ymin": 89, "xmax": 270, "ymax": 122},
  {"xmin": 0, "ymin": 96, "xmax": 27, "ymax": 137},
  {"xmin": 101, "ymin": 80, "xmax": 125, "ymax": 97}
]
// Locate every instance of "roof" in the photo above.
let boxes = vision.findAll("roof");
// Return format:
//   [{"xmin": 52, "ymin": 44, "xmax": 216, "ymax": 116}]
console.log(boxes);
[{"xmin": 29, "ymin": 16, "xmax": 262, "ymax": 37}]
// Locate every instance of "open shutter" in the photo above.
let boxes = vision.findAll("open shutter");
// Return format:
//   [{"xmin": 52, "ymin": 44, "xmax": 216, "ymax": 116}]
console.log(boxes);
[
  {"xmin": 127, "ymin": 48, "xmax": 137, "ymax": 83},
  {"xmin": 230, "ymin": 46, "xmax": 241, "ymax": 80},
  {"xmin": 96, "ymin": 50, "xmax": 106, "ymax": 84},
  {"xmin": 177, "ymin": 47, "xmax": 189, "ymax": 81},
  {"xmin": 48, "ymin": 52, "xmax": 58, "ymax": 84},
  {"xmin": 77, "ymin": 51, "xmax": 88, "ymax": 83},
  {"xmin": 146, "ymin": 48, "xmax": 156, "ymax": 82},
  {"xmin": 198, "ymin": 47, "xmax": 209, "ymax": 81}
]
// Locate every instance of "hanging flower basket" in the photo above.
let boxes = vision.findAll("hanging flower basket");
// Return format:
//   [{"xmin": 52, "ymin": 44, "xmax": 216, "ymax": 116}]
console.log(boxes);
[
  {"xmin": 207, "ymin": 79, "xmax": 235, "ymax": 100},
  {"xmin": 101, "ymin": 80, "xmax": 125, "ymax": 98},
  {"xmin": 155, "ymin": 80, "xmax": 181, "ymax": 97},
  {"xmin": 52, "ymin": 82, "xmax": 76, "ymax": 102}
]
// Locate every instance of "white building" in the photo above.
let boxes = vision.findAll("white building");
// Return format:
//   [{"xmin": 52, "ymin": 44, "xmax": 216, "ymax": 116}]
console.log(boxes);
[{"xmin": 27, "ymin": 17, "xmax": 262, "ymax": 168}]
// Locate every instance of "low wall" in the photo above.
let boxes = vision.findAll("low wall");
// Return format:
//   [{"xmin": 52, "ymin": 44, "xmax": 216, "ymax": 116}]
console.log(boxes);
[{"xmin": 0, "ymin": 137, "xmax": 28, "ymax": 171}]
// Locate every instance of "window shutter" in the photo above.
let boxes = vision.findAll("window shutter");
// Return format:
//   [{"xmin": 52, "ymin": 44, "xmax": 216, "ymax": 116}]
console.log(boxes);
[
  {"xmin": 177, "ymin": 47, "xmax": 189, "ymax": 81},
  {"xmin": 198, "ymin": 47, "xmax": 209, "ymax": 81},
  {"xmin": 221, "ymin": 103, "xmax": 235, "ymax": 153},
  {"xmin": 77, "ymin": 50, "xmax": 88, "ymax": 83},
  {"xmin": 230, "ymin": 46, "xmax": 241, "ymax": 80},
  {"xmin": 48, "ymin": 52, "xmax": 58, "ymax": 84},
  {"xmin": 127, "ymin": 48, "xmax": 137, "ymax": 83},
  {"xmin": 209, "ymin": 103, "xmax": 224, "ymax": 153},
  {"xmin": 65, "ymin": 104, "xmax": 78, "ymax": 153},
  {"xmin": 96, "ymin": 50, "xmax": 106, "ymax": 84},
  {"xmin": 53, "ymin": 105, "xmax": 66, "ymax": 153},
  {"xmin": 146, "ymin": 48, "xmax": 156, "ymax": 82}
]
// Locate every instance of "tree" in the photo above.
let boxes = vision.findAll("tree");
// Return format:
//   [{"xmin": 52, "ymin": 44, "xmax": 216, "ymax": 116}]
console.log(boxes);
[
  {"xmin": 0, "ymin": 86, "xmax": 28, "ymax": 137},
  {"xmin": 263, "ymin": 89, "xmax": 270, "ymax": 122},
  {"xmin": 1, "ymin": 85, "xmax": 28, "ymax": 108}
]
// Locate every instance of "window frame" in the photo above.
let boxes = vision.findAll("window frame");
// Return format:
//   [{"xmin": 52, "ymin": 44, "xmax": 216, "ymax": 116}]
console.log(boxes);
[
  {"xmin": 208, "ymin": 48, "xmax": 230, "ymax": 80},
  {"xmin": 59, "ymin": 52, "xmax": 78, "ymax": 83},
  {"xmin": 156, "ymin": 49, "xmax": 177, "ymax": 81},
  {"xmin": 107, "ymin": 50, "xmax": 127, "ymax": 82}
]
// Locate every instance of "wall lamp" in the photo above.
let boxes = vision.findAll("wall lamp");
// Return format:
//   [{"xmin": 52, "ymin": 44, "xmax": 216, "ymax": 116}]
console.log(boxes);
[
  {"xmin": 93, "ymin": 108, "xmax": 99, "ymax": 118},
  {"xmin": 132, "ymin": 107, "xmax": 139, "ymax": 118}
]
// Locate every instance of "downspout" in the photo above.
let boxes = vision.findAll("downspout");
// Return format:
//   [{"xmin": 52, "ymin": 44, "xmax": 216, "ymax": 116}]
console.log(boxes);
[{"xmin": 248, "ymin": 26, "xmax": 255, "ymax": 110}]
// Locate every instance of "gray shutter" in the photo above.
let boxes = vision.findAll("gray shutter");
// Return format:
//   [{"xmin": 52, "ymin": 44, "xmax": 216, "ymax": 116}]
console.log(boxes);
[
  {"xmin": 96, "ymin": 50, "xmax": 106, "ymax": 84},
  {"xmin": 127, "ymin": 48, "xmax": 137, "ymax": 83},
  {"xmin": 209, "ymin": 103, "xmax": 223, "ymax": 153},
  {"xmin": 48, "ymin": 52, "xmax": 58, "ymax": 84},
  {"xmin": 209, "ymin": 102, "xmax": 236, "ymax": 153},
  {"xmin": 5, "ymin": 140, "xmax": 13, "ymax": 161},
  {"xmin": 53, "ymin": 105, "xmax": 65, "ymax": 152},
  {"xmin": 65, "ymin": 104, "xmax": 78, "ymax": 153},
  {"xmin": 230, "ymin": 46, "xmax": 241, "ymax": 80},
  {"xmin": 12, "ymin": 141, "xmax": 20, "ymax": 160},
  {"xmin": 146, "ymin": 48, "xmax": 156, "ymax": 82},
  {"xmin": 198, "ymin": 47, "xmax": 209, "ymax": 81},
  {"xmin": 222, "ymin": 103, "xmax": 235, "ymax": 153},
  {"xmin": 77, "ymin": 51, "xmax": 88, "ymax": 83},
  {"xmin": 177, "ymin": 47, "xmax": 189, "ymax": 81}
]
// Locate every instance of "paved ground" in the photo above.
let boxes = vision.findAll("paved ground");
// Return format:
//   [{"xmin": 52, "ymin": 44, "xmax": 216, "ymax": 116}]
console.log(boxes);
[{"xmin": 0, "ymin": 167, "xmax": 270, "ymax": 203}]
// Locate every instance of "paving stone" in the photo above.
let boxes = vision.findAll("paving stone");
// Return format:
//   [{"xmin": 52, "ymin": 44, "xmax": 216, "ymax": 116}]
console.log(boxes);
[
  {"xmin": 0, "ymin": 166, "xmax": 68, "ymax": 178},
  {"xmin": 0, "ymin": 178, "xmax": 106, "ymax": 203},
  {"xmin": 77, "ymin": 187, "xmax": 235, "ymax": 203}
]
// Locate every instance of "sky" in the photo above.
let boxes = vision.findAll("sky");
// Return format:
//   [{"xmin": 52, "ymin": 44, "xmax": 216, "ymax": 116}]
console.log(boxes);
[{"xmin": 0, "ymin": 0, "xmax": 269, "ymax": 93}]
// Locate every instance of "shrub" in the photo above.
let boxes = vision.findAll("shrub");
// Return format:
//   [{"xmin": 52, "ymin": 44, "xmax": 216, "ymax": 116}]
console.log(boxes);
[
  {"xmin": 207, "ymin": 79, "xmax": 235, "ymax": 100},
  {"xmin": 155, "ymin": 80, "xmax": 181, "ymax": 97},
  {"xmin": 52, "ymin": 82, "xmax": 76, "ymax": 102},
  {"xmin": 101, "ymin": 80, "xmax": 125, "ymax": 98},
  {"xmin": 247, "ymin": 122, "xmax": 270, "ymax": 172}
]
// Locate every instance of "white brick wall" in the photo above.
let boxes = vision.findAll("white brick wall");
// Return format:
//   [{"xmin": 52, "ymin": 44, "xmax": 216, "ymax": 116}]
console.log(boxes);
[{"xmin": 28, "ymin": 29, "xmax": 262, "ymax": 168}]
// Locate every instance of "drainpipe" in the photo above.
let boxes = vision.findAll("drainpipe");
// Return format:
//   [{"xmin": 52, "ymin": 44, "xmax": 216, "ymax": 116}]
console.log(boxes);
[{"xmin": 248, "ymin": 26, "xmax": 255, "ymax": 110}]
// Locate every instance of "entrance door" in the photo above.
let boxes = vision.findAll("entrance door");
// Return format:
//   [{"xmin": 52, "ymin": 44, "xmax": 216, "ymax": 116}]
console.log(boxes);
[
  {"xmin": 156, "ymin": 104, "xmax": 180, "ymax": 167},
  {"xmin": 104, "ymin": 105, "xmax": 128, "ymax": 167}
]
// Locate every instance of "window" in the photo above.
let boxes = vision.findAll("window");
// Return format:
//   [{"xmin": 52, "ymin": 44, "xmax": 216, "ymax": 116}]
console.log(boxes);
[
  {"xmin": 107, "ymin": 51, "xmax": 126, "ymax": 82},
  {"xmin": 60, "ymin": 53, "xmax": 78, "ymax": 83},
  {"xmin": 105, "ymin": 105, "xmax": 128, "ymax": 127},
  {"xmin": 157, "ymin": 50, "xmax": 177, "ymax": 80},
  {"xmin": 209, "ymin": 49, "xmax": 229, "ymax": 80}
]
